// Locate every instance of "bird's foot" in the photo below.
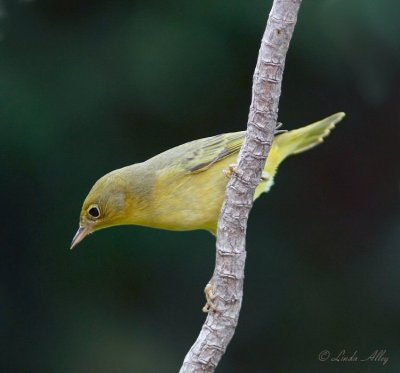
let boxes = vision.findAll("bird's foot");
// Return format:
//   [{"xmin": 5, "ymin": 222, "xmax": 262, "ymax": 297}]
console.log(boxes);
[
  {"xmin": 202, "ymin": 283, "xmax": 217, "ymax": 313},
  {"xmin": 261, "ymin": 171, "xmax": 270, "ymax": 182},
  {"xmin": 223, "ymin": 164, "xmax": 237, "ymax": 179},
  {"xmin": 224, "ymin": 164, "xmax": 269, "ymax": 183},
  {"xmin": 274, "ymin": 122, "xmax": 288, "ymax": 135}
]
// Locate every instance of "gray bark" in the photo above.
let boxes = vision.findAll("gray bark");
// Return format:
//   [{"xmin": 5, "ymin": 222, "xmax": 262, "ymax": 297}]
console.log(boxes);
[{"xmin": 180, "ymin": 0, "xmax": 303, "ymax": 371}]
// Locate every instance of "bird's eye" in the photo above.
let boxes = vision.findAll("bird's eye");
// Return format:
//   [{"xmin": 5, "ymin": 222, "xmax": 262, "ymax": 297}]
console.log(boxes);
[{"xmin": 88, "ymin": 205, "xmax": 100, "ymax": 219}]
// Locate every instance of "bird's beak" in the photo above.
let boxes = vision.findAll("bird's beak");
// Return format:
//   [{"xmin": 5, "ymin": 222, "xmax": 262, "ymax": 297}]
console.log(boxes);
[{"xmin": 70, "ymin": 226, "xmax": 90, "ymax": 250}]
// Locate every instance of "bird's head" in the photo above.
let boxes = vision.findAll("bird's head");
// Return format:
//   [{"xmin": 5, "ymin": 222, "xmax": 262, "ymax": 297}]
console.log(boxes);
[{"xmin": 70, "ymin": 170, "xmax": 131, "ymax": 249}]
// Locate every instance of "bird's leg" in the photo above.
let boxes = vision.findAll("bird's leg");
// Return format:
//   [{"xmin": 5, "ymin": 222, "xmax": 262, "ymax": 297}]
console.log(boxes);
[
  {"xmin": 202, "ymin": 283, "xmax": 217, "ymax": 313},
  {"xmin": 224, "ymin": 164, "xmax": 269, "ymax": 184},
  {"xmin": 224, "ymin": 123, "xmax": 285, "ymax": 179},
  {"xmin": 274, "ymin": 122, "xmax": 288, "ymax": 135},
  {"xmin": 223, "ymin": 164, "xmax": 237, "ymax": 179}
]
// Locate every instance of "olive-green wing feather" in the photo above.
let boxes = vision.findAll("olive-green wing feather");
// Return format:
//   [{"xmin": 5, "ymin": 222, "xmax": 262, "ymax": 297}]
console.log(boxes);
[
  {"xmin": 183, "ymin": 131, "xmax": 245, "ymax": 174},
  {"xmin": 144, "ymin": 131, "xmax": 245, "ymax": 173}
]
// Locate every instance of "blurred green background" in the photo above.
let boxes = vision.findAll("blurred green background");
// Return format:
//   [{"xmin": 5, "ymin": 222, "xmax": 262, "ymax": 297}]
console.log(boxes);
[{"xmin": 1, "ymin": 0, "xmax": 399, "ymax": 372}]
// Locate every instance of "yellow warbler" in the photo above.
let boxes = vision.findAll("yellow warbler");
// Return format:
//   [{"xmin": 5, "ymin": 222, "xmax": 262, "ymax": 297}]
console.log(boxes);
[{"xmin": 71, "ymin": 112, "xmax": 345, "ymax": 249}]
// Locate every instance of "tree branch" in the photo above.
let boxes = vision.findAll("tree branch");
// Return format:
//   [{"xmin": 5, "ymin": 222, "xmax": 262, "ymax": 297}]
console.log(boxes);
[{"xmin": 180, "ymin": 0, "xmax": 303, "ymax": 371}]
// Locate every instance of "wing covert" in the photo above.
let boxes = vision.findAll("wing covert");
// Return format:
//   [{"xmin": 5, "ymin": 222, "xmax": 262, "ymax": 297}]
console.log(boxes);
[{"xmin": 185, "ymin": 132, "xmax": 245, "ymax": 174}]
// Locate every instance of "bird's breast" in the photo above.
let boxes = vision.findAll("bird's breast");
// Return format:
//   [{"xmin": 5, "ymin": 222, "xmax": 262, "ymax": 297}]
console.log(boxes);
[{"xmin": 144, "ymin": 161, "xmax": 231, "ymax": 232}]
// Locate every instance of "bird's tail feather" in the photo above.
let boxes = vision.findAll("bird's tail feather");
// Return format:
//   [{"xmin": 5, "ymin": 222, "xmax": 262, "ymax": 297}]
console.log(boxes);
[
  {"xmin": 274, "ymin": 112, "xmax": 345, "ymax": 161},
  {"xmin": 255, "ymin": 112, "xmax": 345, "ymax": 198}
]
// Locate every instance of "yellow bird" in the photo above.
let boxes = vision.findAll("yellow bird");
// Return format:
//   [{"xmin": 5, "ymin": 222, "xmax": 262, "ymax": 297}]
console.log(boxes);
[{"xmin": 71, "ymin": 112, "xmax": 345, "ymax": 249}]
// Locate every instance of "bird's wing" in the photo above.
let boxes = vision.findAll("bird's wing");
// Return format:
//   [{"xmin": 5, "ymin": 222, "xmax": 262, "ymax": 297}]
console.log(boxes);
[{"xmin": 184, "ymin": 131, "xmax": 245, "ymax": 174}]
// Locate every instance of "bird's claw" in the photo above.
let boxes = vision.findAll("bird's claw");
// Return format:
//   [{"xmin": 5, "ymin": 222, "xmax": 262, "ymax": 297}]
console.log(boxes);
[
  {"xmin": 274, "ymin": 122, "xmax": 288, "ymax": 135},
  {"xmin": 223, "ymin": 164, "xmax": 237, "ymax": 179},
  {"xmin": 261, "ymin": 171, "xmax": 270, "ymax": 182},
  {"xmin": 224, "ymin": 164, "xmax": 269, "ymax": 183},
  {"xmin": 202, "ymin": 283, "xmax": 217, "ymax": 313}
]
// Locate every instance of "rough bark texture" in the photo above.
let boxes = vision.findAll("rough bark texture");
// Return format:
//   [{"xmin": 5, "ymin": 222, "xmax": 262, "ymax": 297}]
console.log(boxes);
[{"xmin": 180, "ymin": 1, "xmax": 302, "ymax": 371}]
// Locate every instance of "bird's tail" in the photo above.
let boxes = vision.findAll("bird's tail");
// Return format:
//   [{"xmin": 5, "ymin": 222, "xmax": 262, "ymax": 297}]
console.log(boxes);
[
  {"xmin": 274, "ymin": 112, "xmax": 345, "ymax": 160},
  {"xmin": 255, "ymin": 112, "xmax": 345, "ymax": 198}
]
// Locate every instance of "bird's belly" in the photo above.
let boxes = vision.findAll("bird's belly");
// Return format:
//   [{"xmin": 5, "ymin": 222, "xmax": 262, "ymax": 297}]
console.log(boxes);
[{"xmin": 148, "ymin": 164, "xmax": 230, "ymax": 232}]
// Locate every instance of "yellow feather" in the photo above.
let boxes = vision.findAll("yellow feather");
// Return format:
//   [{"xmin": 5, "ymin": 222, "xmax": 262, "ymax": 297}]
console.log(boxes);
[{"xmin": 71, "ymin": 112, "xmax": 345, "ymax": 248}]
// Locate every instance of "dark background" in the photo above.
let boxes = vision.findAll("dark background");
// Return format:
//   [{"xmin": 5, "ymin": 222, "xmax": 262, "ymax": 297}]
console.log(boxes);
[{"xmin": 1, "ymin": 0, "xmax": 399, "ymax": 372}]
